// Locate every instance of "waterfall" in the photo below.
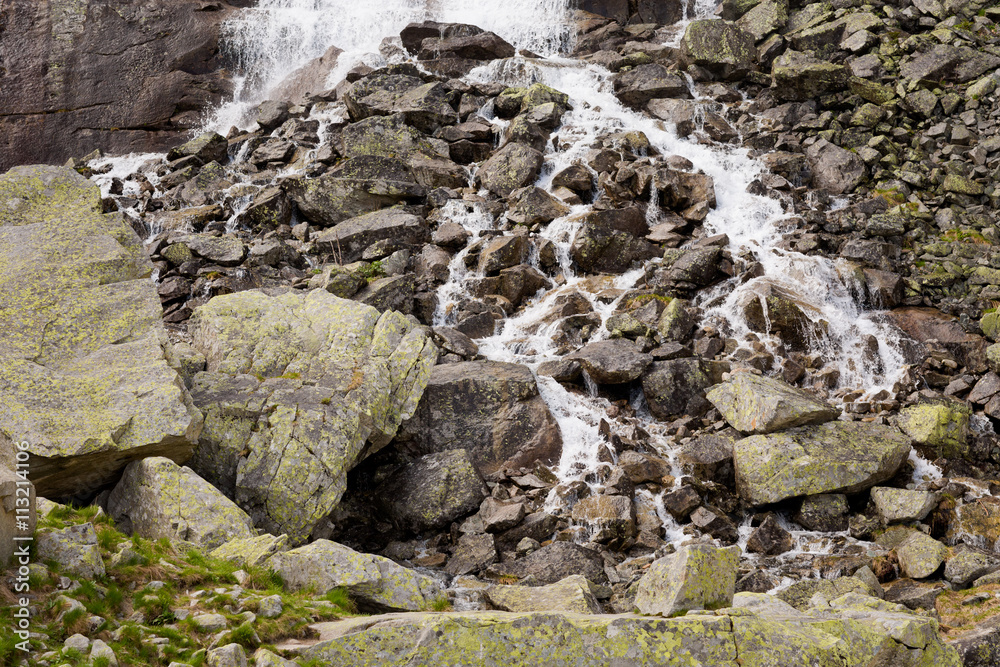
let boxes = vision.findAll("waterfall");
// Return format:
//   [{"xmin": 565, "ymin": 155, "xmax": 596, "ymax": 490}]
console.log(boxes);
[{"xmin": 207, "ymin": 0, "xmax": 573, "ymax": 131}]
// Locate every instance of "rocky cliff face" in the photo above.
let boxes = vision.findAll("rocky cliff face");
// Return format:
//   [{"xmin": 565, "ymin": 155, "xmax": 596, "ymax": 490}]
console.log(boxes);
[{"xmin": 0, "ymin": 0, "xmax": 241, "ymax": 171}]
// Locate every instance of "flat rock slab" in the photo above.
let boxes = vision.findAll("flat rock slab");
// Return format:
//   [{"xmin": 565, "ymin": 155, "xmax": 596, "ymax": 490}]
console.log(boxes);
[
  {"xmin": 0, "ymin": 165, "xmax": 202, "ymax": 498},
  {"xmin": 734, "ymin": 421, "xmax": 911, "ymax": 505},
  {"xmin": 188, "ymin": 288, "xmax": 437, "ymax": 544},
  {"xmin": 301, "ymin": 605, "xmax": 961, "ymax": 666},
  {"xmin": 707, "ymin": 372, "xmax": 839, "ymax": 434}
]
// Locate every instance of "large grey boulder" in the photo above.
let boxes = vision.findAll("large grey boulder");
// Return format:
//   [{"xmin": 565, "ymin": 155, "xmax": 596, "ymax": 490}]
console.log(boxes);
[
  {"xmin": 734, "ymin": 422, "xmax": 911, "ymax": 505},
  {"xmin": 635, "ymin": 544, "xmax": 741, "ymax": 616},
  {"xmin": 476, "ymin": 143, "xmax": 544, "ymax": 197},
  {"xmin": 641, "ymin": 358, "xmax": 729, "ymax": 420},
  {"xmin": 706, "ymin": 371, "xmax": 839, "ymax": 434},
  {"xmin": 805, "ymin": 139, "xmax": 866, "ymax": 194},
  {"xmin": 487, "ymin": 575, "xmax": 604, "ymax": 614},
  {"xmin": 313, "ymin": 208, "xmax": 430, "ymax": 264},
  {"xmin": 895, "ymin": 532, "xmax": 949, "ymax": 580},
  {"xmin": 870, "ymin": 487, "xmax": 938, "ymax": 524},
  {"xmin": 680, "ymin": 20, "xmax": 756, "ymax": 80},
  {"xmin": 266, "ymin": 539, "xmax": 443, "ymax": 612},
  {"xmin": 487, "ymin": 541, "xmax": 607, "ymax": 585},
  {"xmin": 188, "ymin": 289, "xmax": 437, "ymax": 544},
  {"xmin": 344, "ymin": 72, "xmax": 458, "ymax": 133},
  {"xmin": 570, "ymin": 207, "xmax": 658, "ymax": 275},
  {"xmin": 0, "ymin": 165, "xmax": 202, "ymax": 498},
  {"xmin": 107, "ymin": 457, "xmax": 254, "ymax": 549},
  {"xmin": 771, "ymin": 50, "xmax": 849, "ymax": 101},
  {"xmin": 285, "ymin": 156, "xmax": 426, "ymax": 227},
  {"xmin": 378, "ymin": 449, "xmax": 488, "ymax": 533},
  {"xmin": 398, "ymin": 361, "xmax": 562, "ymax": 475},
  {"xmin": 36, "ymin": 522, "xmax": 105, "ymax": 578},
  {"xmin": 612, "ymin": 64, "xmax": 689, "ymax": 109},
  {"xmin": 567, "ymin": 340, "xmax": 653, "ymax": 385}
]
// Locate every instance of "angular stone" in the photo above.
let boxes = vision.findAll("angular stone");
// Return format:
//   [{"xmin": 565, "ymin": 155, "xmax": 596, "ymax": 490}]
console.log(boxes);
[
  {"xmin": 108, "ymin": 457, "xmax": 254, "ymax": 549},
  {"xmin": 746, "ymin": 514, "xmax": 793, "ymax": 555},
  {"xmin": 897, "ymin": 401, "xmax": 970, "ymax": 459},
  {"xmin": 805, "ymin": 138, "xmax": 865, "ymax": 194},
  {"xmin": 634, "ymin": 544, "xmax": 740, "ymax": 616},
  {"xmin": 642, "ymin": 358, "xmax": 729, "ymax": 420},
  {"xmin": 476, "ymin": 143, "xmax": 544, "ymax": 197},
  {"xmin": 507, "ymin": 186, "xmax": 569, "ymax": 226},
  {"xmin": 446, "ymin": 533, "xmax": 497, "ymax": 576},
  {"xmin": 36, "ymin": 522, "xmax": 105, "ymax": 578},
  {"xmin": 313, "ymin": 208, "xmax": 430, "ymax": 264},
  {"xmin": 285, "ymin": 156, "xmax": 425, "ymax": 227},
  {"xmin": 487, "ymin": 541, "xmax": 606, "ymax": 585},
  {"xmin": 895, "ymin": 532, "xmax": 949, "ymax": 580},
  {"xmin": 188, "ymin": 289, "xmax": 437, "ymax": 544},
  {"xmin": 736, "ymin": 0, "xmax": 788, "ymax": 42},
  {"xmin": 570, "ymin": 207, "xmax": 657, "ymax": 275},
  {"xmin": 380, "ymin": 449, "xmax": 487, "ymax": 533},
  {"xmin": 734, "ymin": 422, "xmax": 911, "ymax": 505},
  {"xmin": 944, "ymin": 547, "xmax": 999, "ymax": 587},
  {"xmin": 267, "ymin": 539, "xmax": 443, "ymax": 612},
  {"xmin": 680, "ymin": 20, "xmax": 756, "ymax": 81},
  {"xmin": 210, "ymin": 534, "xmax": 289, "ymax": 569},
  {"xmin": 480, "ymin": 497, "xmax": 526, "ymax": 534},
  {"xmin": 771, "ymin": 50, "xmax": 849, "ymax": 101},
  {"xmin": 399, "ymin": 361, "xmax": 562, "ymax": 475},
  {"xmin": 870, "ymin": 487, "xmax": 938, "ymax": 524},
  {"xmin": 706, "ymin": 371, "xmax": 839, "ymax": 434},
  {"xmin": 795, "ymin": 494, "xmax": 849, "ymax": 532},
  {"xmin": 613, "ymin": 64, "xmax": 689, "ymax": 109},
  {"xmin": 0, "ymin": 166, "xmax": 202, "ymax": 498},
  {"xmin": 168, "ymin": 132, "xmax": 228, "ymax": 164},
  {"xmin": 567, "ymin": 340, "xmax": 652, "ymax": 385},
  {"xmin": 487, "ymin": 575, "xmax": 603, "ymax": 614}
]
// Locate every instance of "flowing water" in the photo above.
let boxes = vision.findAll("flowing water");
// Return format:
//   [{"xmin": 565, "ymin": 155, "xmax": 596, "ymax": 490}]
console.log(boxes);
[{"xmin": 94, "ymin": 0, "xmax": 949, "ymax": 586}]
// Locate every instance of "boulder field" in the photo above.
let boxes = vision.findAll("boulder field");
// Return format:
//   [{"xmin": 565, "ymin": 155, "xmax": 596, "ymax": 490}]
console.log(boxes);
[{"xmin": 7, "ymin": 0, "xmax": 1000, "ymax": 664}]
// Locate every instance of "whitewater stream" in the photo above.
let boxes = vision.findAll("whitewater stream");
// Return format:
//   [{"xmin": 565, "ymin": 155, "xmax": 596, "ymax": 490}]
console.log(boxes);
[{"xmin": 90, "ymin": 0, "xmax": 952, "ymax": 592}]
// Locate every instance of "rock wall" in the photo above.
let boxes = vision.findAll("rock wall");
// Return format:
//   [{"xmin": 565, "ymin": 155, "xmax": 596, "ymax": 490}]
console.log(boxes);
[{"xmin": 0, "ymin": 0, "xmax": 241, "ymax": 170}]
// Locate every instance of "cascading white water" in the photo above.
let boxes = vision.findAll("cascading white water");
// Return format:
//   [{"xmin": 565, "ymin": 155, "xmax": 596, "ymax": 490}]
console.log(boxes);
[{"xmin": 207, "ymin": 0, "xmax": 573, "ymax": 131}]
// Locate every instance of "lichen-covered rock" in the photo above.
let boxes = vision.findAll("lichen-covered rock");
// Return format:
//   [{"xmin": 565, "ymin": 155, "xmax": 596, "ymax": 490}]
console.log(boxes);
[
  {"xmin": 680, "ymin": 20, "xmax": 756, "ymax": 81},
  {"xmin": 107, "ymin": 457, "xmax": 254, "ymax": 549},
  {"xmin": 895, "ymin": 532, "xmax": 949, "ymax": 580},
  {"xmin": 210, "ymin": 534, "xmax": 289, "ymax": 568},
  {"xmin": 379, "ymin": 449, "xmax": 488, "ymax": 533},
  {"xmin": 642, "ymin": 358, "xmax": 729, "ymax": 419},
  {"xmin": 188, "ymin": 288, "xmax": 437, "ymax": 543},
  {"xmin": 634, "ymin": 544, "xmax": 740, "ymax": 616},
  {"xmin": 771, "ymin": 50, "xmax": 849, "ymax": 101},
  {"xmin": 734, "ymin": 422, "xmax": 911, "ymax": 505},
  {"xmin": 300, "ymin": 604, "xmax": 961, "ymax": 665},
  {"xmin": 870, "ymin": 487, "xmax": 938, "ymax": 524},
  {"xmin": 706, "ymin": 371, "xmax": 839, "ymax": 434},
  {"xmin": 896, "ymin": 401, "xmax": 971, "ymax": 459},
  {"xmin": 487, "ymin": 575, "xmax": 603, "ymax": 614},
  {"xmin": 266, "ymin": 539, "xmax": 443, "ymax": 612},
  {"xmin": 476, "ymin": 143, "xmax": 544, "ymax": 197},
  {"xmin": 0, "ymin": 165, "xmax": 202, "ymax": 498},
  {"xmin": 206, "ymin": 643, "xmax": 247, "ymax": 667},
  {"xmin": 285, "ymin": 156, "xmax": 426, "ymax": 227},
  {"xmin": 776, "ymin": 576, "xmax": 879, "ymax": 611},
  {"xmin": 398, "ymin": 361, "xmax": 562, "ymax": 475},
  {"xmin": 36, "ymin": 522, "xmax": 105, "ymax": 578}
]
